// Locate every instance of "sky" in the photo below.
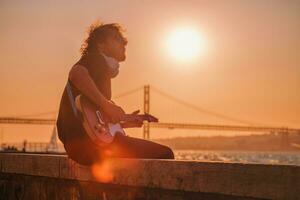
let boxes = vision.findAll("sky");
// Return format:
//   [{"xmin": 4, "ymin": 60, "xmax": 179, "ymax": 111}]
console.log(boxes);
[{"xmin": 0, "ymin": 0, "xmax": 299, "ymax": 142}]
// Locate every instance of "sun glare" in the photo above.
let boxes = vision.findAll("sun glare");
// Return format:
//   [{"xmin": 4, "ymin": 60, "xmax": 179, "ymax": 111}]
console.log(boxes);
[{"xmin": 166, "ymin": 27, "xmax": 204, "ymax": 62}]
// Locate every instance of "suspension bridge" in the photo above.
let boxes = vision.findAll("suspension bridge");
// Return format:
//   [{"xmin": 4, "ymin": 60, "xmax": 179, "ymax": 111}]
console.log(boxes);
[{"xmin": 0, "ymin": 85, "xmax": 299, "ymax": 152}]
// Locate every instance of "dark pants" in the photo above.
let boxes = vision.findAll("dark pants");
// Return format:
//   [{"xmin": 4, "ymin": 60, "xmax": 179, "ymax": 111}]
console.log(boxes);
[{"xmin": 64, "ymin": 133, "xmax": 174, "ymax": 166}]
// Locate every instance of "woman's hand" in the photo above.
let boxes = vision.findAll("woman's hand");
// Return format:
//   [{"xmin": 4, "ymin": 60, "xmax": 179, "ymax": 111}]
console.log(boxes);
[
  {"xmin": 122, "ymin": 110, "xmax": 144, "ymax": 128},
  {"xmin": 102, "ymin": 100, "xmax": 125, "ymax": 123}
]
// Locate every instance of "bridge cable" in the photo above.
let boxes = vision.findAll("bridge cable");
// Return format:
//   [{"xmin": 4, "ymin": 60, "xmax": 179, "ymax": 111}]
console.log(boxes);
[
  {"xmin": 1, "ymin": 87, "xmax": 144, "ymax": 118},
  {"xmin": 113, "ymin": 86, "xmax": 143, "ymax": 99},
  {"xmin": 151, "ymin": 86, "xmax": 264, "ymax": 126}
]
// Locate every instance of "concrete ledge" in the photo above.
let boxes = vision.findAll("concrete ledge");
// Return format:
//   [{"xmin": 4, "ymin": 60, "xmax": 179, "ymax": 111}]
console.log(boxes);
[{"xmin": 0, "ymin": 153, "xmax": 299, "ymax": 199}]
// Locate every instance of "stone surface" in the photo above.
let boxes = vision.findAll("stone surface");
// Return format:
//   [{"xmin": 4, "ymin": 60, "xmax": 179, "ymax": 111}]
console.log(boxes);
[
  {"xmin": 0, "ymin": 173, "xmax": 257, "ymax": 200},
  {"xmin": 0, "ymin": 153, "xmax": 60, "ymax": 178},
  {"xmin": 0, "ymin": 153, "xmax": 299, "ymax": 200}
]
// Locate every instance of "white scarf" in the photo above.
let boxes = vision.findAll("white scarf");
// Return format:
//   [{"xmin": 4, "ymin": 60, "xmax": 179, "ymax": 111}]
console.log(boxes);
[{"xmin": 101, "ymin": 53, "xmax": 120, "ymax": 78}]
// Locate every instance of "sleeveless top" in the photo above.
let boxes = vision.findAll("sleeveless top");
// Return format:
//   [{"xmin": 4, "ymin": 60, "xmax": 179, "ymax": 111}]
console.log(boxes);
[{"xmin": 56, "ymin": 52, "xmax": 112, "ymax": 144}]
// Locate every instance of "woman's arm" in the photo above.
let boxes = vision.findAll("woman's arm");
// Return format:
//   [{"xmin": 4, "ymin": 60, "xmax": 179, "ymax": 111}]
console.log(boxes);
[{"xmin": 69, "ymin": 64, "xmax": 125, "ymax": 122}]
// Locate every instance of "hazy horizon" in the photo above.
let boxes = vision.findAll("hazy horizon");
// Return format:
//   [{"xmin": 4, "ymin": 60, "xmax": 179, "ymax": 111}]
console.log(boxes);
[{"xmin": 1, "ymin": 0, "xmax": 299, "ymax": 142}]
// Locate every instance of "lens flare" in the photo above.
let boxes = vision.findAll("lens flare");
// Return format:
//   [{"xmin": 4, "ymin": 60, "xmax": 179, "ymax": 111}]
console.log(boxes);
[{"xmin": 92, "ymin": 160, "xmax": 114, "ymax": 183}]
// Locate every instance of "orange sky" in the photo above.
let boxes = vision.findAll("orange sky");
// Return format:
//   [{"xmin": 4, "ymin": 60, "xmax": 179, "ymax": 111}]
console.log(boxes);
[{"xmin": 0, "ymin": 1, "xmax": 299, "ymax": 142}]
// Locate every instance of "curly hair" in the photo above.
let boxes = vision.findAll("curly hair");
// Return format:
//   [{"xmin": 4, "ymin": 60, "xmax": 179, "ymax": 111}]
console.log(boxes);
[{"xmin": 80, "ymin": 21, "xmax": 127, "ymax": 56}]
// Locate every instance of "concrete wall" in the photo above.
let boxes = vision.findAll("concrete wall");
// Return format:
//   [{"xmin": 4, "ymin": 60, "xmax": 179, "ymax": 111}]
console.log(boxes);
[{"xmin": 0, "ymin": 153, "xmax": 299, "ymax": 200}]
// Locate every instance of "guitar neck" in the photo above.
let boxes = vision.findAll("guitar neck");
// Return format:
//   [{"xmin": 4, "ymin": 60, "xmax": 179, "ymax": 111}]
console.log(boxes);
[
  {"xmin": 121, "ymin": 114, "xmax": 146, "ymax": 122},
  {"xmin": 121, "ymin": 114, "xmax": 158, "ymax": 123}
]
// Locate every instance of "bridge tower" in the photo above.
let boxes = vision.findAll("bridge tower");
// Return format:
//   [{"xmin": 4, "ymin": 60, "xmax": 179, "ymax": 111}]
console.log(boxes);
[{"xmin": 143, "ymin": 85, "xmax": 150, "ymax": 139}]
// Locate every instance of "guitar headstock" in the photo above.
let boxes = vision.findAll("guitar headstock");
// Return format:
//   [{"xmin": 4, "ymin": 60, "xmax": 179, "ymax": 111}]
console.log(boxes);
[{"xmin": 143, "ymin": 113, "xmax": 159, "ymax": 123}]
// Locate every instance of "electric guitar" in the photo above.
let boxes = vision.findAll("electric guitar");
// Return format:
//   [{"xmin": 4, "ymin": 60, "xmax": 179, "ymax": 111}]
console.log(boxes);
[{"xmin": 75, "ymin": 95, "xmax": 158, "ymax": 147}]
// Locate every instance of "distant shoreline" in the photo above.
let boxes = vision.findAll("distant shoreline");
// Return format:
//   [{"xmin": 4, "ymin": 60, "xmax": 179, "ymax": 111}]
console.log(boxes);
[
  {"xmin": 172, "ymin": 149, "xmax": 300, "ymax": 152},
  {"xmin": 155, "ymin": 134, "xmax": 300, "ymax": 152}
]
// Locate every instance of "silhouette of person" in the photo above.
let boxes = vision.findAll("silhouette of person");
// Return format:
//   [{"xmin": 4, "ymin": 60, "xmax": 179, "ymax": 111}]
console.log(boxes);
[{"xmin": 56, "ymin": 22, "xmax": 174, "ymax": 165}]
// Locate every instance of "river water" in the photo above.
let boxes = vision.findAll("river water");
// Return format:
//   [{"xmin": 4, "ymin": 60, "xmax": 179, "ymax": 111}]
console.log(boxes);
[{"xmin": 174, "ymin": 150, "xmax": 300, "ymax": 166}]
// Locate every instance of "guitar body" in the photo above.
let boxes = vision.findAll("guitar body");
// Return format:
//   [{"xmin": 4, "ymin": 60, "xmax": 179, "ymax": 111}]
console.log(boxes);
[
  {"xmin": 75, "ymin": 95, "xmax": 158, "ymax": 147},
  {"xmin": 75, "ymin": 95, "xmax": 122, "ymax": 147}
]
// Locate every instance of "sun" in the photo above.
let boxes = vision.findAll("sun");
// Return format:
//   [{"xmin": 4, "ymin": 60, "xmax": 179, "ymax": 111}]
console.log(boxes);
[{"xmin": 166, "ymin": 27, "xmax": 204, "ymax": 62}]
